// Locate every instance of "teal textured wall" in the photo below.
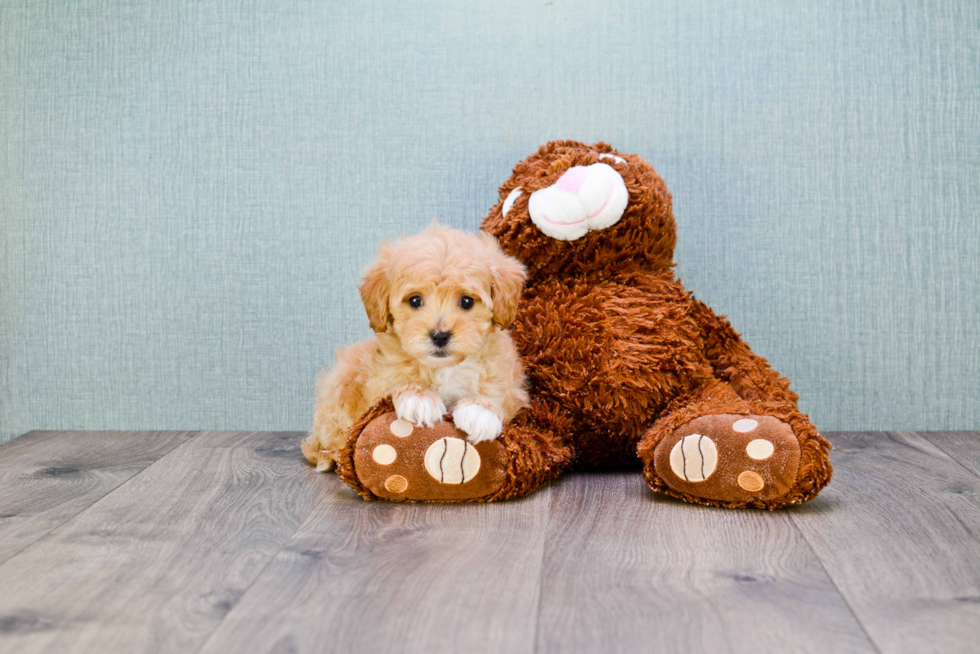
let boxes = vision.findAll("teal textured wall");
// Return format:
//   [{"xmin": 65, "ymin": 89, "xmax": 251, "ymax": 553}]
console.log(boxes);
[{"xmin": 2, "ymin": 0, "xmax": 978, "ymax": 444}]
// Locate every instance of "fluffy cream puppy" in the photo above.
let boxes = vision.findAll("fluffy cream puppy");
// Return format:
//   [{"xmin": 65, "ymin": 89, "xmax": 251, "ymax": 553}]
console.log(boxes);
[{"xmin": 303, "ymin": 224, "xmax": 529, "ymax": 472}]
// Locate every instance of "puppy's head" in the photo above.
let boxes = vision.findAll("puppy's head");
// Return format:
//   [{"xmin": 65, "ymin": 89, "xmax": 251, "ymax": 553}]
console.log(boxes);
[{"xmin": 359, "ymin": 224, "xmax": 526, "ymax": 368}]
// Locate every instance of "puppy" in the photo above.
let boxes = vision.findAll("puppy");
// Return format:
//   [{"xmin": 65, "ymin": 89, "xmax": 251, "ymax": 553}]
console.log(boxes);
[{"xmin": 303, "ymin": 224, "xmax": 529, "ymax": 472}]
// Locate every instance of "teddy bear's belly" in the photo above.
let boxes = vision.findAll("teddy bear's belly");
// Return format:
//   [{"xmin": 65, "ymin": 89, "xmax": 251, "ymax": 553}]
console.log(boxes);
[{"xmin": 521, "ymin": 338, "xmax": 711, "ymax": 428}]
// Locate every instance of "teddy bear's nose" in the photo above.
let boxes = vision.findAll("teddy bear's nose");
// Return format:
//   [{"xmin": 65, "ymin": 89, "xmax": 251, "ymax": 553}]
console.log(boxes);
[{"xmin": 554, "ymin": 167, "xmax": 588, "ymax": 195}]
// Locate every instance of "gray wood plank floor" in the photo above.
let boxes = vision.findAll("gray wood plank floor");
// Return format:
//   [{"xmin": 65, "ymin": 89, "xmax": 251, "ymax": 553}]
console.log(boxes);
[
  {"xmin": 198, "ymin": 481, "xmax": 550, "ymax": 654},
  {"xmin": 0, "ymin": 431, "xmax": 327, "ymax": 654},
  {"xmin": 789, "ymin": 432, "xmax": 980, "ymax": 654},
  {"xmin": 0, "ymin": 430, "xmax": 978, "ymax": 654},
  {"xmin": 0, "ymin": 430, "xmax": 195, "ymax": 564},
  {"xmin": 537, "ymin": 472, "xmax": 876, "ymax": 654}
]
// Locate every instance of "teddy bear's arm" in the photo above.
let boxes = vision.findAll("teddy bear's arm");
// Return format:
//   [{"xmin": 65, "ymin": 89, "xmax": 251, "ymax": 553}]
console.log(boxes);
[{"xmin": 687, "ymin": 297, "xmax": 799, "ymax": 406}]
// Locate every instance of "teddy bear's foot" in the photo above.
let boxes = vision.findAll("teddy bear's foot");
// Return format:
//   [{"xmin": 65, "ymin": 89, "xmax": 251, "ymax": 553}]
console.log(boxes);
[
  {"xmin": 650, "ymin": 414, "xmax": 802, "ymax": 505},
  {"xmin": 349, "ymin": 411, "xmax": 509, "ymax": 502}
]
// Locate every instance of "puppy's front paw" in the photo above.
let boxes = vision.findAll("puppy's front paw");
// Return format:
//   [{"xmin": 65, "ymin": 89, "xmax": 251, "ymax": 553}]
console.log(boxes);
[
  {"xmin": 394, "ymin": 391, "xmax": 447, "ymax": 428},
  {"xmin": 452, "ymin": 403, "xmax": 503, "ymax": 444}
]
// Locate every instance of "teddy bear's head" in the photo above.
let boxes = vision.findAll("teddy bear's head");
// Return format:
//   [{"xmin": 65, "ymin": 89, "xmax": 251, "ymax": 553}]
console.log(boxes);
[{"xmin": 481, "ymin": 140, "xmax": 676, "ymax": 284}]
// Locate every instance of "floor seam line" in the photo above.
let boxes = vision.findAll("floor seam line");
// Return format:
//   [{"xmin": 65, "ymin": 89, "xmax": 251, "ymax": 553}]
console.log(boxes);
[
  {"xmin": 917, "ymin": 431, "xmax": 980, "ymax": 481},
  {"xmin": 190, "ymin": 473, "xmax": 339, "ymax": 654},
  {"xmin": 530, "ymin": 480, "xmax": 554, "ymax": 654},
  {"xmin": 787, "ymin": 507, "xmax": 883, "ymax": 654},
  {"xmin": 0, "ymin": 430, "xmax": 202, "ymax": 569}
]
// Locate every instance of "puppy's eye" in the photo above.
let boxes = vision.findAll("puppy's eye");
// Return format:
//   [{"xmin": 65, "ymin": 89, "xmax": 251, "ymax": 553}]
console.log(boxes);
[
  {"xmin": 408, "ymin": 295, "xmax": 424, "ymax": 309},
  {"xmin": 459, "ymin": 296, "xmax": 475, "ymax": 310}
]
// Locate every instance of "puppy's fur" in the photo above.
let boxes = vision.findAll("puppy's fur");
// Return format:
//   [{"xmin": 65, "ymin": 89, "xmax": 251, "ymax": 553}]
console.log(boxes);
[{"xmin": 303, "ymin": 224, "xmax": 529, "ymax": 471}]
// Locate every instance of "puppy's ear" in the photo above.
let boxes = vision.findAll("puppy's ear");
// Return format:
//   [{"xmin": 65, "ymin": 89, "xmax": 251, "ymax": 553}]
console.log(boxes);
[
  {"xmin": 359, "ymin": 245, "xmax": 392, "ymax": 333},
  {"xmin": 482, "ymin": 234, "xmax": 527, "ymax": 328}
]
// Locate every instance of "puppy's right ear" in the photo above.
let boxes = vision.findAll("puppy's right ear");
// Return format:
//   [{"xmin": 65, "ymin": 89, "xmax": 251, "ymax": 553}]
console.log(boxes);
[
  {"xmin": 359, "ymin": 245, "xmax": 392, "ymax": 333},
  {"xmin": 481, "ymin": 233, "xmax": 527, "ymax": 329}
]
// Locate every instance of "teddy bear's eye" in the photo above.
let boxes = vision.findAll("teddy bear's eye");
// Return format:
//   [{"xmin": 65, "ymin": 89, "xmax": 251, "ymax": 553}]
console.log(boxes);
[
  {"xmin": 408, "ymin": 295, "xmax": 424, "ymax": 309},
  {"xmin": 502, "ymin": 187, "xmax": 523, "ymax": 217},
  {"xmin": 459, "ymin": 296, "xmax": 475, "ymax": 310},
  {"xmin": 598, "ymin": 153, "xmax": 626, "ymax": 165}
]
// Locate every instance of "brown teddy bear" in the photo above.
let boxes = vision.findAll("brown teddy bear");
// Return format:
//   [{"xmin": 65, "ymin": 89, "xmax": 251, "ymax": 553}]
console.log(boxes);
[{"xmin": 336, "ymin": 140, "xmax": 832, "ymax": 509}]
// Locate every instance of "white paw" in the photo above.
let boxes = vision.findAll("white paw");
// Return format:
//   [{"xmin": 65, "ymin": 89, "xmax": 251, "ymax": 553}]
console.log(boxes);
[
  {"xmin": 394, "ymin": 392, "xmax": 446, "ymax": 428},
  {"xmin": 452, "ymin": 403, "xmax": 503, "ymax": 444}
]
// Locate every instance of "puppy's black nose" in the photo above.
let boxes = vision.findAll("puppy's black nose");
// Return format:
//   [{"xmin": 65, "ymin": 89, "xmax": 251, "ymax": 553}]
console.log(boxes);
[{"xmin": 430, "ymin": 330, "xmax": 451, "ymax": 348}]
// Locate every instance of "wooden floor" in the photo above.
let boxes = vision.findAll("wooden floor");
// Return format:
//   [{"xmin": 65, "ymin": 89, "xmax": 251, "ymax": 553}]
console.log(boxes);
[{"xmin": 0, "ymin": 431, "xmax": 978, "ymax": 654}]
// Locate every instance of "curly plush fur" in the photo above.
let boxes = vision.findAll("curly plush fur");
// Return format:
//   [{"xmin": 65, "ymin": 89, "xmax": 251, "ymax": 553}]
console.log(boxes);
[{"xmin": 478, "ymin": 140, "xmax": 832, "ymax": 509}]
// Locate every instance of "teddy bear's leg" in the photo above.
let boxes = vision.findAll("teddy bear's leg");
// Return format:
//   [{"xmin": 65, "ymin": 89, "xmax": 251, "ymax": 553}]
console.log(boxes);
[
  {"xmin": 637, "ymin": 379, "xmax": 832, "ymax": 509},
  {"xmin": 688, "ymin": 296, "xmax": 804, "ymax": 406},
  {"xmin": 334, "ymin": 396, "xmax": 576, "ymax": 503}
]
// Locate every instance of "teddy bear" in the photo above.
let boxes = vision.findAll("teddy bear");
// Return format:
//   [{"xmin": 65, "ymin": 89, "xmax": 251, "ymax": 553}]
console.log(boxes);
[{"xmin": 335, "ymin": 140, "xmax": 832, "ymax": 509}]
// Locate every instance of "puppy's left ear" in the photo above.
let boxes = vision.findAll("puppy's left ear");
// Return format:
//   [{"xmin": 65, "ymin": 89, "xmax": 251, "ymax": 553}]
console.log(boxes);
[{"xmin": 482, "ymin": 234, "xmax": 527, "ymax": 328}]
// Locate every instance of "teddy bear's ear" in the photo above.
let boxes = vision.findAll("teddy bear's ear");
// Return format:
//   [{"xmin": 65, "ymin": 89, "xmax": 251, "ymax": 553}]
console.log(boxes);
[
  {"xmin": 482, "ymin": 233, "xmax": 527, "ymax": 328},
  {"xmin": 358, "ymin": 244, "xmax": 393, "ymax": 333}
]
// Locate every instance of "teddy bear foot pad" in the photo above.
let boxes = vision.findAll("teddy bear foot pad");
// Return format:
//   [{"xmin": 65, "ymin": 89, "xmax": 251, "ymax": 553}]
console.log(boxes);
[
  {"xmin": 653, "ymin": 414, "xmax": 801, "ymax": 503},
  {"xmin": 352, "ymin": 412, "xmax": 508, "ymax": 501}
]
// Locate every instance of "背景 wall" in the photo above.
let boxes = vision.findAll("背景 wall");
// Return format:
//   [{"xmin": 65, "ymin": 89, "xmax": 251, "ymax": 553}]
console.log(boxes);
[{"xmin": 2, "ymin": 0, "xmax": 978, "ymax": 444}]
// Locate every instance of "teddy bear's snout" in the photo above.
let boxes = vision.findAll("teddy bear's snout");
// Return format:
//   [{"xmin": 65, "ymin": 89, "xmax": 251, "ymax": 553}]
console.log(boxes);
[{"xmin": 527, "ymin": 162, "xmax": 629, "ymax": 242}]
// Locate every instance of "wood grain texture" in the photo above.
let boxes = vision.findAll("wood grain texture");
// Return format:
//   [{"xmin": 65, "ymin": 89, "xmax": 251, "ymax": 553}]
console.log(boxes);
[
  {"xmin": 196, "ymin": 479, "xmax": 551, "ymax": 654},
  {"xmin": 790, "ymin": 432, "xmax": 980, "ymax": 654},
  {"xmin": 0, "ymin": 430, "xmax": 195, "ymax": 564},
  {"xmin": 921, "ymin": 431, "xmax": 980, "ymax": 478},
  {"xmin": 3, "ymin": 430, "xmax": 980, "ymax": 654},
  {"xmin": 535, "ymin": 471, "xmax": 874, "ymax": 654},
  {"xmin": 0, "ymin": 431, "xmax": 328, "ymax": 654}
]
